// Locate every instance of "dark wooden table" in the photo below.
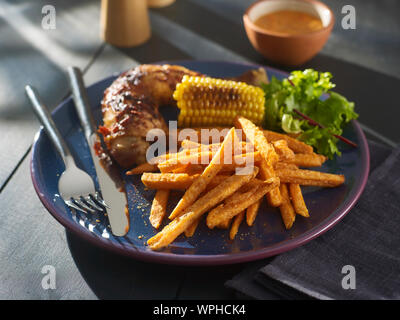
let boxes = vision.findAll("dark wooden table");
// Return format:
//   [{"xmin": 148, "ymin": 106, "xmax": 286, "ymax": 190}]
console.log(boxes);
[{"xmin": 0, "ymin": 0, "xmax": 399, "ymax": 299}]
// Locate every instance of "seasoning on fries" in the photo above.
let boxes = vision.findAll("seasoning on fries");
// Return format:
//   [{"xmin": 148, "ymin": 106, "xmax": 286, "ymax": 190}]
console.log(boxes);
[
  {"xmin": 147, "ymin": 167, "xmax": 259, "ymax": 250},
  {"xmin": 168, "ymin": 127, "xmax": 236, "ymax": 220},
  {"xmin": 278, "ymin": 183, "xmax": 296, "ymax": 229},
  {"xmin": 263, "ymin": 129, "xmax": 314, "ymax": 154},
  {"xmin": 235, "ymin": 116, "xmax": 282, "ymax": 207},
  {"xmin": 206, "ymin": 177, "xmax": 279, "ymax": 229},
  {"xmin": 141, "ymin": 173, "xmax": 199, "ymax": 190},
  {"xmin": 275, "ymin": 168, "xmax": 345, "ymax": 187},
  {"xmin": 288, "ymin": 183, "xmax": 309, "ymax": 217},
  {"xmin": 285, "ymin": 153, "xmax": 327, "ymax": 168},
  {"xmin": 246, "ymin": 199, "xmax": 262, "ymax": 226},
  {"xmin": 230, "ymin": 211, "xmax": 245, "ymax": 240},
  {"xmin": 127, "ymin": 116, "xmax": 346, "ymax": 250},
  {"xmin": 184, "ymin": 217, "xmax": 201, "ymax": 237},
  {"xmin": 126, "ymin": 162, "xmax": 158, "ymax": 175},
  {"xmin": 149, "ymin": 189, "xmax": 170, "ymax": 229},
  {"xmin": 272, "ymin": 140, "xmax": 295, "ymax": 161}
]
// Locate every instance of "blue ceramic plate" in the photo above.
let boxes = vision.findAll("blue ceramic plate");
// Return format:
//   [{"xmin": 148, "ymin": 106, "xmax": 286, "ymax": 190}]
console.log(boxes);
[{"xmin": 30, "ymin": 61, "xmax": 369, "ymax": 265}]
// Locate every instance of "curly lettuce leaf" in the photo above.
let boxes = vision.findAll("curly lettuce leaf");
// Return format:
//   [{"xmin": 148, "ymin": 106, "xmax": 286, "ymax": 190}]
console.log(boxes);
[
  {"xmin": 281, "ymin": 114, "xmax": 303, "ymax": 134},
  {"xmin": 302, "ymin": 92, "xmax": 358, "ymax": 131},
  {"xmin": 261, "ymin": 69, "xmax": 358, "ymax": 159},
  {"xmin": 299, "ymin": 126, "xmax": 341, "ymax": 158}
]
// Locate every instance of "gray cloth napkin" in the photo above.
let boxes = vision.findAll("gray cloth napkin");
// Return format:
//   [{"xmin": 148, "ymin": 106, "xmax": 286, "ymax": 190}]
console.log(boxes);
[{"xmin": 226, "ymin": 140, "xmax": 400, "ymax": 300}]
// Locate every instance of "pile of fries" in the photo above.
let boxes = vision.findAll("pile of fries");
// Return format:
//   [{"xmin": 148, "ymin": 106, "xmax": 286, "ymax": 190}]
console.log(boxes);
[{"xmin": 127, "ymin": 116, "xmax": 345, "ymax": 250}]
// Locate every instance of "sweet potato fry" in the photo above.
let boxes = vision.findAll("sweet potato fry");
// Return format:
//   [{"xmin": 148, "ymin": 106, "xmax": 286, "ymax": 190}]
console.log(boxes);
[
  {"xmin": 205, "ymin": 175, "xmax": 236, "ymax": 191},
  {"xmin": 219, "ymin": 152, "xmax": 262, "ymax": 175},
  {"xmin": 259, "ymin": 160, "xmax": 282, "ymax": 207},
  {"xmin": 184, "ymin": 217, "xmax": 201, "ymax": 237},
  {"xmin": 208, "ymin": 179, "xmax": 277, "ymax": 228},
  {"xmin": 168, "ymin": 128, "xmax": 236, "ymax": 220},
  {"xmin": 229, "ymin": 211, "xmax": 245, "ymax": 240},
  {"xmin": 279, "ymin": 184, "xmax": 296, "ymax": 229},
  {"xmin": 238, "ymin": 178, "xmax": 264, "ymax": 193},
  {"xmin": 181, "ymin": 140, "xmax": 220, "ymax": 152},
  {"xmin": 158, "ymin": 151, "xmax": 215, "ymax": 173},
  {"xmin": 215, "ymin": 217, "xmax": 232, "ymax": 229},
  {"xmin": 159, "ymin": 152, "xmax": 261, "ymax": 175},
  {"xmin": 235, "ymin": 116, "xmax": 282, "ymax": 206},
  {"xmin": 180, "ymin": 139, "xmax": 202, "ymax": 149},
  {"xmin": 246, "ymin": 199, "xmax": 262, "ymax": 226},
  {"xmin": 272, "ymin": 140, "xmax": 295, "ymax": 161},
  {"xmin": 165, "ymin": 163, "xmax": 205, "ymax": 175},
  {"xmin": 141, "ymin": 173, "xmax": 199, "ymax": 190},
  {"xmin": 175, "ymin": 127, "xmax": 230, "ymax": 143},
  {"xmin": 147, "ymin": 149, "xmax": 193, "ymax": 166},
  {"xmin": 148, "ymin": 152, "xmax": 173, "ymax": 165},
  {"xmin": 263, "ymin": 130, "xmax": 313, "ymax": 154},
  {"xmin": 171, "ymin": 163, "xmax": 192, "ymax": 174},
  {"xmin": 285, "ymin": 153, "xmax": 327, "ymax": 167},
  {"xmin": 275, "ymin": 168, "xmax": 345, "ymax": 187},
  {"xmin": 185, "ymin": 164, "xmax": 207, "ymax": 175},
  {"xmin": 149, "ymin": 190, "xmax": 170, "ymax": 229},
  {"xmin": 288, "ymin": 183, "xmax": 309, "ymax": 217},
  {"xmin": 274, "ymin": 162, "xmax": 299, "ymax": 171},
  {"xmin": 126, "ymin": 162, "xmax": 158, "ymax": 175},
  {"xmin": 150, "ymin": 146, "xmax": 216, "ymax": 166},
  {"xmin": 147, "ymin": 167, "xmax": 259, "ymax": 250},
  {"xmin": 224, "ymin": 178, "xmax": 264, "ymax": 205},
  {"xmin": 206, "ymin": 177, "xmax": 279, "ymax": 229},
  {"xmin": 235, "ymin": 116, "xmax": 276, "ymax": 166},
  {"xmin": 220, "ymin": 178, "xmax": 264, "ymax": 209},
  {"xmin": 181, "ymin": 139, "xmax": 250, "ymax": 152}
]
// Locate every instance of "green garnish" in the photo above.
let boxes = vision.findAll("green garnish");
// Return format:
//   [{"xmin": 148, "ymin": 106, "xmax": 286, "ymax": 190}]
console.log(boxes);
[{"xmin": 261, "ymin": 69, "xmax": 358, "ymax": 159}]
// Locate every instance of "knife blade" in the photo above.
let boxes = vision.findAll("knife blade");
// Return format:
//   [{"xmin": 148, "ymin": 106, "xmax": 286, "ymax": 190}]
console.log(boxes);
[{"xmin": 67, "ymin": 66, "xmax": 129, "ymax": 236}]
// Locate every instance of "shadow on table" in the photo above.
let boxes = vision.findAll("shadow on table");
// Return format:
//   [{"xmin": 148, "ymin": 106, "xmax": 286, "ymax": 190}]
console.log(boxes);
[{"xmin": 66, "ymin": 231, "xmax": 244, "ymax": 299}]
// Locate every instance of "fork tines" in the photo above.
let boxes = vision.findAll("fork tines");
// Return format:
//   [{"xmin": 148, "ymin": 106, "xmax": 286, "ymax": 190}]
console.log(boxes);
[{"xmin": 65, "ymin": 192, "xmax": 108, "ymax": 214}]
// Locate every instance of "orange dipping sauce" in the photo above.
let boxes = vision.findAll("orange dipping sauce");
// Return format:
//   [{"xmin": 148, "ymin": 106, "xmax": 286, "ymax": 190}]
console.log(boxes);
[{"xmin": 254, "ymin": 10, "xmax": 323, "ymax": 35}]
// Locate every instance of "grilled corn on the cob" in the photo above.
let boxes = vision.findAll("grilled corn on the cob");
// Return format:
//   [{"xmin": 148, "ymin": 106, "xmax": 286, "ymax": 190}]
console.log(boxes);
[{"xmin": 173, "ymin": 75, "xmax": 265, "ymax": 127}]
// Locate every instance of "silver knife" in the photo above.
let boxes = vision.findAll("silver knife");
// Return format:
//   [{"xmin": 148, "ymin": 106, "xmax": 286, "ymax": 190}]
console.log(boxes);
[{"xmin": 67, "ymin": 66, "xmax": 129, "ymax": 236}]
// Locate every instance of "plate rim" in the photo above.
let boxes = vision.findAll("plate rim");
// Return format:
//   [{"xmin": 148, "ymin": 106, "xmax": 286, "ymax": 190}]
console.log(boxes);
[{"xmin": 30, "ymin": 60, "xmax": 370, "ymax": 266}]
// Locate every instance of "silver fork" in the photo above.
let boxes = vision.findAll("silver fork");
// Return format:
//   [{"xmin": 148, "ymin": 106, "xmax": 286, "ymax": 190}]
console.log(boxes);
[{"xmin": 25, "ymin": 85, "xmax": 107, "ymax": 214}]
